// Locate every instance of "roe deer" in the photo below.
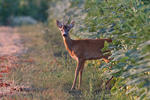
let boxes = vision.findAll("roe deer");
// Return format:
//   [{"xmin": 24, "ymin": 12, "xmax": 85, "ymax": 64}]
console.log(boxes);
[{"xmin": 56, "ymin": 20, "xmax": 112, "ymax": 90}]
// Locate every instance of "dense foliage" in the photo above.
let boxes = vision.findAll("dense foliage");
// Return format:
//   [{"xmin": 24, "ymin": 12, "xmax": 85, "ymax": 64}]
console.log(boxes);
[
  {"xmin": 0, "ymin": 0, "xmax": 49, "ymax": 25},
  {"xmin": 83, "ymin": 0, "xmax": 150, "ymax": 99}
]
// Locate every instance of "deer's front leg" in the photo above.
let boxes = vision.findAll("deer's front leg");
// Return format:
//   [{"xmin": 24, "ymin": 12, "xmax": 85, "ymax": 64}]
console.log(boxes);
[{"xmin": 71, "ymin": 59, "xmax": 84, "ymax": 90}]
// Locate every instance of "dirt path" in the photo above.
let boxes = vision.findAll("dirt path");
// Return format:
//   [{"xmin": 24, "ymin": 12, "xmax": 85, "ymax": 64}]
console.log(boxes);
[
  {"xmin": 0, "ymin": 27, "xmax": 25, "ymax": 97},
  {"xmin": 0, "ymin": 27, "xmax": 24, "ymax": 56}
]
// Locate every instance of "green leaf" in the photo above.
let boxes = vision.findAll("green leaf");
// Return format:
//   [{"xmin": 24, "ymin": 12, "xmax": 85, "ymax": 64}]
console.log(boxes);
[{"xmin": 120, "ymin": 56, "xmax": 129, "ymax": 62}]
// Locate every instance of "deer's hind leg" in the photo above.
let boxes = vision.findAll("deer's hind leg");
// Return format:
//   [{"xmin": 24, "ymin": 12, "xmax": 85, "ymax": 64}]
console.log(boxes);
[
  {"xmin": 102, "ymin": 53, "xmax": 111, "ymax": 63},
  {"xmin": 78, "ymin": 60, "xmax": 85, "ymax": 89}
]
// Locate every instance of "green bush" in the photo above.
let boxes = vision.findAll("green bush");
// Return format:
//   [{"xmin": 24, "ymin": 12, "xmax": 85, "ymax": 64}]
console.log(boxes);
[
  {"xmin": 0, "ymin": 0, "xmax": 49, "ymax": 25},
  {"xmin": 82, "ymin": 0, "xmax": 150, "ymax": 99}
]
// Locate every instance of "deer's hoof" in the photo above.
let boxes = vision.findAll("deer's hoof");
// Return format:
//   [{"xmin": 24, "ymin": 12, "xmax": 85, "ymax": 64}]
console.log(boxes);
[
  {"xmin": 69, "ymin": 89, "xmax": 82, "ymax": 95},
  {"xmin": 71, "ymin": 87, "xmax": 75, "ymax": 91},
  {"xmin": 69, "ymin": 88, "xmax": 75, "ymax": 93}
]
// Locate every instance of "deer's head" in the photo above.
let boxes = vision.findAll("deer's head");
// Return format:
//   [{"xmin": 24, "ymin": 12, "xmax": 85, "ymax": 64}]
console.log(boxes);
[{"xmin": 56, "ymin": 20, "xmax": 75, "ymax": 37}]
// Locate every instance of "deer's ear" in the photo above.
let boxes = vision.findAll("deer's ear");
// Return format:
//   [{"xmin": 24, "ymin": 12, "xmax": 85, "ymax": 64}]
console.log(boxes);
[
  {"xmin": 56, "ymin": 20, "xmax": 62, "ymax": 28},
  {"xmin": 69, "ymin": 21, "xmax": 75, "ymax": 28}
]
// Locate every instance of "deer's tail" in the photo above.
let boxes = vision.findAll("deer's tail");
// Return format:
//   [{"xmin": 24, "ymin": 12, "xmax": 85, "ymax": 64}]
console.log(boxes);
[{"xmin": 104, "ymin": 39, "xmax": 112, "ymax": 43}]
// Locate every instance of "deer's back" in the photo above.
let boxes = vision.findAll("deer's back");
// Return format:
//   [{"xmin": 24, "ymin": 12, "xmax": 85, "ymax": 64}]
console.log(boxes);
[{"xmin": 71, "ymin": 39, "xmax": 105, "ymax": 60}]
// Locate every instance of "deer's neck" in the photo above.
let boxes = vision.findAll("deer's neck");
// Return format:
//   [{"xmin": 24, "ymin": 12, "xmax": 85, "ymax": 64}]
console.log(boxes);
[{"xmin": 63, "ymin": 36, "xmax": 73, "ymax": 52}]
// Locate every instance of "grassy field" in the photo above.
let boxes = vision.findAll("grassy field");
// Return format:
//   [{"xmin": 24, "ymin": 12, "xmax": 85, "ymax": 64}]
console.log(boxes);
[{"xmin": 1, "ymin": 23, "xmax": 115, "ymax": 100}]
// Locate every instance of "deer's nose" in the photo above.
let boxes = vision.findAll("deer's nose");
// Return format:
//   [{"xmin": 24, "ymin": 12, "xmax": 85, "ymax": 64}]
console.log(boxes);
[
  {"xmin": 63, "ymin": 34, "xmax": 67, "ymax": 37},
  {"xmin": 63, "ymin": 32, "xmax": 67, "ymax": 37}
]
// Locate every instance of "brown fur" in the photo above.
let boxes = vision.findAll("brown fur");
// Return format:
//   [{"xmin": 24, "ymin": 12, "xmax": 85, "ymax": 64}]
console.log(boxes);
[{"xmin": 64, "ymin": 37, "xmax": 112, "ymax": 60}]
